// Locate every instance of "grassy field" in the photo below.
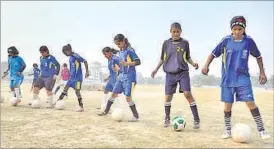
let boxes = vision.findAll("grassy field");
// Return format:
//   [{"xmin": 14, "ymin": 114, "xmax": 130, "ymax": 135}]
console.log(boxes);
[{"xmin": 1, "ymin": 83, "xmax": 273, "ymax": 148}]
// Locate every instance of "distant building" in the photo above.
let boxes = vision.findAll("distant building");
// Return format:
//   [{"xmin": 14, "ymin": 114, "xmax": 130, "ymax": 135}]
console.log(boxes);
[{"xmin": 82, "ymin": 61, "xmax": 107, "ymax": 91}]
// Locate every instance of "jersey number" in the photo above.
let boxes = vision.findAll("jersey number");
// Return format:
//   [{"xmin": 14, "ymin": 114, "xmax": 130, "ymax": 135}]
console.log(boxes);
[{"xmin": 176, "ymin": 46, "xmax": 185, "ymax": 52}]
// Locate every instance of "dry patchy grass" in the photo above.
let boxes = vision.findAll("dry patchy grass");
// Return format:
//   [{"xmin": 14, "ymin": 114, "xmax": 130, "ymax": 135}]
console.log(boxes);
[{"xmin": 1, "ymin": 83, "xmax": 273, "ymax": 148}]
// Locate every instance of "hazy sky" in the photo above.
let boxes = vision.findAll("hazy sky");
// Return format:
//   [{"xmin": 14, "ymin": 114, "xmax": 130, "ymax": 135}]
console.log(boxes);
[{"xmin": 1, "ymin": 1, "xmax": 273, "ymax": 77}]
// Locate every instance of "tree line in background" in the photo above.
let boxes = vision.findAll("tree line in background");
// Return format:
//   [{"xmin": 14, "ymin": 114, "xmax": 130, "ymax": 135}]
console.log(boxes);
[
  {"xmin": 136, "ymin": 72, "xmax": 274, "ymax": 87},
  {"xmin": 1, "ymin": 61, "xmax": 273, "ymax": 87}
]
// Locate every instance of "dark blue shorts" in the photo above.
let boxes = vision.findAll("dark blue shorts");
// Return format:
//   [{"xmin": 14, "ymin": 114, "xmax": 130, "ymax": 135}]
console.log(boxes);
[
  {"xmin": 105, "ymin": 79, "xmax": 116, "ymax": 92},
  {"xmin": 66, "ymin": 79, "xmax": 82, "ymax": 90},
  {"xmin": 221, "ymin": 84, "xmax": 254, "ymax": 103},
  {"xmin": 112, "ymin": 74, "xmax": 136, "ymax": 97},
  {"xmin": 165, "ymin": 71, "xmax": 191, "ymax": 95}
]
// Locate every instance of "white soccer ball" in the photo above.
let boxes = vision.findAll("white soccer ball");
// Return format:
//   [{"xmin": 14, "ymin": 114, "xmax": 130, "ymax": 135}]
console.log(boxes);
[
  {"xmin": 10, "ymin": 97, "xmax": 18, "ymax": 106},
  {"xmin": 28, "ymin": 97, "xmax": 40, "ymax": 106},
  {"xmin": 55, "ymin": 100, "xmax": 65, "ymax": 110},
  {"xmin": 111, "ymin": 108, "xmax": 125, "ymax": 122},
  {"xmin": 1, "ymin": 96, "xmax": 4, "ymax": 103},
  {"xmin": 31, "ymin": 100, "xmax": 42, "ymax": 109},
  {"xmin": 232, "ymin": 123, "xmax": 252, "ymax": 143}
]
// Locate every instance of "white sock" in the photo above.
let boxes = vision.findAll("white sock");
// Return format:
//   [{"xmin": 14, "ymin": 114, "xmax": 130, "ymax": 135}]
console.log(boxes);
[
  {"xmin": 19, "ymin": 87, "xmax": 22, "ymax": 98},
  {"xmin": 33, "ymin": 93, "xmax": 39, "ymax": 100},
  {"xmin": 15, "ymin": 88, "xmax": 20, "ymax": 99},
  {"xmin": 115, "ymin": 98, "xmax": 120, "ymax": 108},
  {"xmin": 102, "ymin": 94, "xmax": 108, "ymax": 105},
  {"xmin": 10, "ymin": 91, "xmax": 15, "ymax": 98},
  {"xmin": 47, "ymin": 95, "xmax": 53, "ymax": 105}
]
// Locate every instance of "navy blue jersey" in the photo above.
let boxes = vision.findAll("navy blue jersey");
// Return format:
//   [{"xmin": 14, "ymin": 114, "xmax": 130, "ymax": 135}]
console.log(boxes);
[{"xmin": 161, "ymin": 38, "xmax": 190, "ymax": 73}]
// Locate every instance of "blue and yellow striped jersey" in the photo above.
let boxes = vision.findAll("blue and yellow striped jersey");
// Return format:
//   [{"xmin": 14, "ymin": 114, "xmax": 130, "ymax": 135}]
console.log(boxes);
[
  {"xmin": 118, "ymin": 47, "xmax": 139, "ymax": 75},
  {"xmin": 108, "ymin": 55, "xmax": 120, "ymax": 81},
  {"xmin": 69, "ymin": 53, "xmax": 86, "ymax": 81}
]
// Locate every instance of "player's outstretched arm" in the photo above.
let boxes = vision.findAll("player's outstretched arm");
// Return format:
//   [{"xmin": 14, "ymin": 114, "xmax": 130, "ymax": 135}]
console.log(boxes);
[
  {"xmin": 83, "ymin": 60, "xmax": 89, "ymax": 78},
  {"xmin": 4, "ymin": 64, "xmax": 10, "ymax": 74},
  {"xmin": 185, "ymin": 41, "xmax": 198, "ymax": 70},
  {"xmin": 2, "ymin": 64, "xmax": 10, "ymax": 78},
  {"xmin": 187, "ymin": 58, "xmax": 199, "ymax": 70},
  {"xmin": 256, "ymin": 57, "xmax": 267, "ymax": 85},
  {"xmin": 151, "ymin": 60, "xmax": 164, "ymax": 78},
  {"xmin": 55, "ymin": 62, "xmax": 61, "ymax": 76},
  {"xmin": 104, "ymin": 75, "xmax": 110, "ymax": 82},
  {"xmin": 202, "ymin": 54, "xmax": 215, "ymax": 75},
  {"xmin": 152, "ymin": 40, "xmax": 167, "ymax": 78}
]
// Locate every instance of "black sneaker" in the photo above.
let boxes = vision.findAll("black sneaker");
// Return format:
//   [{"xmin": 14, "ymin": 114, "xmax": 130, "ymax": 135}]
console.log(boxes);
[
  {"xmin": 164, "ymin": 119, "xmax": 170, "ymax": 128},
  {"xmin": 193, "ymin": 121, "xmax": 200, "ymax": 129},
  {"xmin": 97, "ymin": 111, "xmax": 107, "ymax": 116}
]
